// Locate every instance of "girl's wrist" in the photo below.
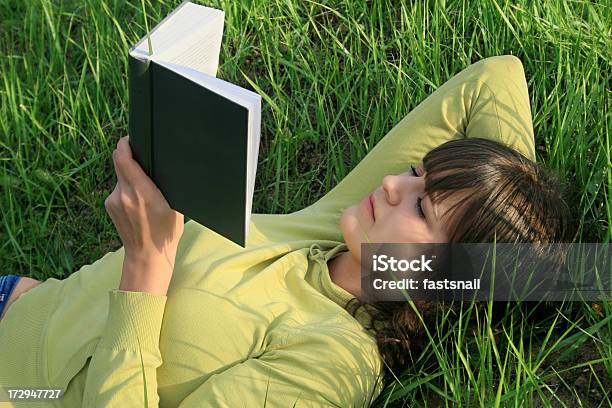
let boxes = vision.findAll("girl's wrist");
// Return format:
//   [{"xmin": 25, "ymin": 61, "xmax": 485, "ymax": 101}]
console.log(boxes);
[{"xmin": 119, "ymin": 253, "xmax": 175, "ymax": 296}]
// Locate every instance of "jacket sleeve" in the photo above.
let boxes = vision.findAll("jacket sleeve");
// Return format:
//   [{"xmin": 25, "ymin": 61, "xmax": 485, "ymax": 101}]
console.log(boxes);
[
  {"xmin": 81, "ymin": 289, "xmax": 167, "ymax": 407},
  {"xmin": 177, "ymin": 326, "xmax": 385, "ymax": 408},
  {"xmin": 306, "ymin": 54, "xmax": 536, "ymax": 216},
  {"xmin": 274, "ymin": 55, "xmax": 535, "ymax": 243}
]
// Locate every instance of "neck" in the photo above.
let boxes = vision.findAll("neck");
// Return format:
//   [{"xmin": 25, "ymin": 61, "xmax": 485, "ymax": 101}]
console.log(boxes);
[{"xmin": 328, "ymin": 251, "xmax": 362, "ymax": 299}]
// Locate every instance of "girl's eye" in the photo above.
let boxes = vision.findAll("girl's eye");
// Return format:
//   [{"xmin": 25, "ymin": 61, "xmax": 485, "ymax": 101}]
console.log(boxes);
[
  {"xmin": 410, "ymin": 165, "xmax": 419, "ymax": 177},
  {"xmin": 416, "ymin": 197, "xmax": 426, "ymax": 219},
  {"xmin": 411, "ymin": 166, "xmax": 426, "ymax": 218}
]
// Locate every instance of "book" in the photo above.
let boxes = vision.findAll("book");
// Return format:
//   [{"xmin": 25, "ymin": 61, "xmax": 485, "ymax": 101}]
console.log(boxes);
[{"xmin": 127, "ymin": 1, "xmax": 261, "ymax": 247}]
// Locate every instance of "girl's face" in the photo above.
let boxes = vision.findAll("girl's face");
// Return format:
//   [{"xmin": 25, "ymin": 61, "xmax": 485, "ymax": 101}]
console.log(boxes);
[{"xmin": 340, "ymin": 164, "xmax": 454, "ymax": 264}]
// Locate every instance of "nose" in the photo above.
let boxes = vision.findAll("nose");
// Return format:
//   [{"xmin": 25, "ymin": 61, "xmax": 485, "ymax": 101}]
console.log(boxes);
[{"xmin": 382, "ymin": 173, "xmax": 424, "ymax": 205}]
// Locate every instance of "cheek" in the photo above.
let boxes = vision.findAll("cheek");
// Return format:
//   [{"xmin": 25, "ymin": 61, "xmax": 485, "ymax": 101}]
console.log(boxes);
[
  {"xmin": 377, "ymin": 219, "xmax": 409, "ymax": 239},
  {"xmin": 376, "ymin": 215, "xmax": 431, "ymax": 243}
]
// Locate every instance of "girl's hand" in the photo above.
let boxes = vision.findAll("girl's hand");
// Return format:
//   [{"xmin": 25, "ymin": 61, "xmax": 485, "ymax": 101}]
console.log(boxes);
[{"xmin": 104, "ymin": 135, "xmax": 185, "ymax": 295}]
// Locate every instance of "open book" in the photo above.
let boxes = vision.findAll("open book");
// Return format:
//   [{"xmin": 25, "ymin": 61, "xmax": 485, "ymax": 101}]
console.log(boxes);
[{"xmin": 128, "ymin": 1, "xmax": 261, "ymax": 247}]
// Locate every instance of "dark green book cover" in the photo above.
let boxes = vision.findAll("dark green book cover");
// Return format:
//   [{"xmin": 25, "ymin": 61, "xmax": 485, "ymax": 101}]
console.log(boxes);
[{"xmin": 127, "ymin": 2, "xmax": 261, "ymax": 247}]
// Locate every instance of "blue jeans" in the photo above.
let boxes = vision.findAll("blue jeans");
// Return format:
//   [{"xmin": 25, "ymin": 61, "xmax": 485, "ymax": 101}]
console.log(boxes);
[{"xmin": 0, "ymin": 275, "xmax": 22, "ymax": 317}]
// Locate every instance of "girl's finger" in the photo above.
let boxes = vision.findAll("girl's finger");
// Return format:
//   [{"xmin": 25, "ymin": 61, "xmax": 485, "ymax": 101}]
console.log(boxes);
[
  {"xmin": 115, "ymin": 136, "xmax": 154, "ymax": 190},
  {"xmin": 105, "ymin": 181, "xmax": 121, "ymax": 217},
  {"xmin": 112, "ymin": 148, "xmax": 131, "ymax": 190}
]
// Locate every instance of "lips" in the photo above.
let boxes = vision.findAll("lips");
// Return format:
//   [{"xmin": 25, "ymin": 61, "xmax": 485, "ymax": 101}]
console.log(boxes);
[
  {"xmin": 361, "ymin": 191, "xmax": 376, "ymax": 221},
  {"xmin": 361, "ymin": 194, "xmax": 371, "ymax": 220}
]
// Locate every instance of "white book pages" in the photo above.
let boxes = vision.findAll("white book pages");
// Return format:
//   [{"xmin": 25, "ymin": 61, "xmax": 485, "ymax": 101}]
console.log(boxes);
[
  {"xmin": 245, "ymin": 99, "xmax": 261, "ymax": 240},
  {"xmin": 130, "ymin": 2, "xmax": 224, "ymax": 77}
]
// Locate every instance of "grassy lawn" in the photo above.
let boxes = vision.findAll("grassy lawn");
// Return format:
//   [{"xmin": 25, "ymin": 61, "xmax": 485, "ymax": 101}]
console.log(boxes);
[{"xmin": 1, "ymin": 0, "xmax": 610, "ymax": 406}]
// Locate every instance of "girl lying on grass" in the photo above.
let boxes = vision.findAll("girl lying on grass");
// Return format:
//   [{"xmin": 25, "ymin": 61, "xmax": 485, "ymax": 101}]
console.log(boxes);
[{"xmin": 0, "ymin": 55, "xmax": 571, "ymax": 407}]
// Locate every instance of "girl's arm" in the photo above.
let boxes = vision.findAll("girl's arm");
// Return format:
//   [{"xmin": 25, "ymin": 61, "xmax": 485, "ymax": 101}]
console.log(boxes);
[
  {"xmin": 81, "ymin": 135, "xmax": 184, "ymax": 406},
  {"xmin": 81, "ymin": 289, "xmax": 167, "ymax": 407},
  {"xmin": 279, "ymin": 55, "xmax": 535, "ymax": 243}
]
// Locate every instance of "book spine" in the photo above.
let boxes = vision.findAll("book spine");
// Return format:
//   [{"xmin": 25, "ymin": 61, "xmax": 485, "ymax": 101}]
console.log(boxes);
[{"xmin": 128, "ymin": 53, "xmax": 153, "ymax": 178}]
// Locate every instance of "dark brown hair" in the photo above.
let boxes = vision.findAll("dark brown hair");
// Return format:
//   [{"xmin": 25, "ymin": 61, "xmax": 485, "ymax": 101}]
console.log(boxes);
[{"xmin": 346, "ymin": 137, "xmax": 574, "ymax": 374}]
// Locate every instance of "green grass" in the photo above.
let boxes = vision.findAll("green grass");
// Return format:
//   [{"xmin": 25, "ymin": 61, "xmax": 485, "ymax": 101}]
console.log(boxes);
[{"xmin": 1, "ymin": 0, "xmax": 610, "ymax": 406}]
